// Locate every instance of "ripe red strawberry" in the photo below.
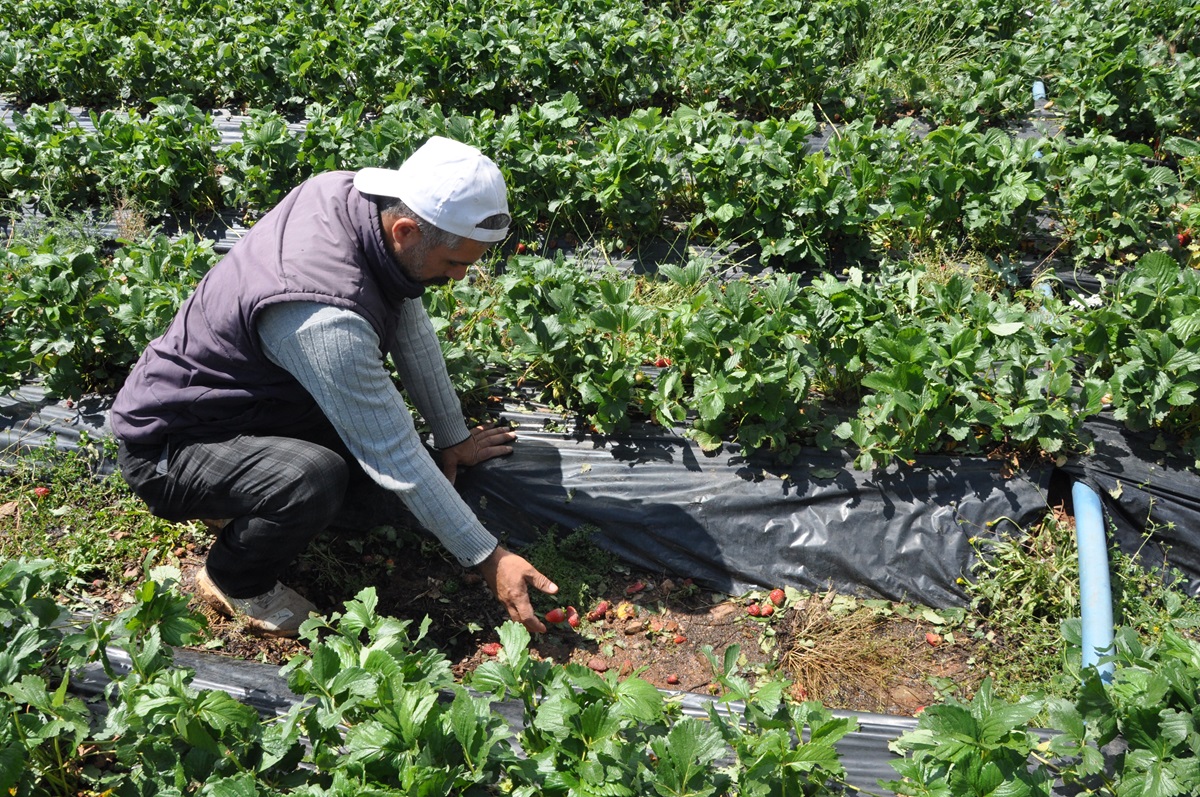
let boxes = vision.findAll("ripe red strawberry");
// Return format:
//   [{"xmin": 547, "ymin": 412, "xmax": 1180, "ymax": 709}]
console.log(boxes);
[
  {"xmin": 545, "ymin": 608, "xmax": 566, "ymax": 624},
  {"xmin": 746, "ymin": 603, "xmax": 761, "ymax": 617},
  {"xmin": 1179, "ymin": 229, "xmax": 1193, "ymax": 247},
  {"xmin": 625, "ymin": 581, "xmax": 646, "ymax": 595},
  {"xmin": 481, "ymin": 642, "xmax": 502, "ymax": 656},
  {"xmin": 925, "ymin": 632, "xmax": 942, "ymax": 646},
  {"xmin": 33, "ymin": 486, "xmax": 50, "ymax": 499},
  {"xmin": 759, "ymin": 604, "xmax": 775, "ymax": 617},
  {"xmin": 516, "ymin": 242, "xmax": 528, "ymax": 254},
  {"xmin": 673, "ymin": 634, "xmax": 687, "ymax": 644},
  {"xmin": 666, "ymin": 674, "xmax": 680, "ymax": 685},
  {"xmin": 768, "ymin": 588, "xmax": 786, "ymax": 607},
  {"xmin": 566, "ymin": 606, "xmax": 581, "ymax": 628},
  {"xmin": 654, "ymin": 357, "xmax": 671, "ymax": 368}
]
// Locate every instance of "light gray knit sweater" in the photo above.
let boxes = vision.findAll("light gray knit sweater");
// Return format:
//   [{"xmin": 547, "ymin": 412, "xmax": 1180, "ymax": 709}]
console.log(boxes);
[{"xmin": 258, "ymin": 299, "xmax": 498, "ymax": 568}]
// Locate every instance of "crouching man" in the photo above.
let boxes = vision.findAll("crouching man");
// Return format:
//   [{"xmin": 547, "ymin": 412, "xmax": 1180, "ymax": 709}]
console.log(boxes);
[{"xmin": 110, "ymin": 136, "xmax": 557, "ymax": 637}]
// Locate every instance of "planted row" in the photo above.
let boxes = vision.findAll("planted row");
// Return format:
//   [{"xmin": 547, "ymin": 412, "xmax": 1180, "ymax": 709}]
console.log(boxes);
[
  {"xmin": 3, "ymin": 96, "xmax": 1194, "ymax": 268},
  {"xmin": 0, "ymin": 558, "xmax": 860, "ymax": 794},
  {"xmin": 2, "ymin": 0, "xmax": 1198, "ymax": 141},
  {"xmin": 435, "ymin": 252, "xmax": 1200, "ymax": 468},
  {"xmin": 5, "ymin": 227, "xmax": 1197, "ymax": 467},
  {"xmin": 4, "ymin": 555, "xmax": 1198, "ymax": 794}
]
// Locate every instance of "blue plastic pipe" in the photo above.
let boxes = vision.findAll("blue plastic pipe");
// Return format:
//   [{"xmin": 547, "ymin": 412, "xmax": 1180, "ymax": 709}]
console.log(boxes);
[{"xmin": 1072, "ymin": 481, "xmax": 1115, "ymax": 682}]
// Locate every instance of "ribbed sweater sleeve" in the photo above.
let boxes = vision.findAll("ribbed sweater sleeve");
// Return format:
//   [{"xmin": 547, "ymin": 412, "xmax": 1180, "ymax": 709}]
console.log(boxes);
[
  {"xmin": 256, "ymin": 301, "xmax": 498, "ymax": 567},
  {"xmin": 390, "ymin": 298, "xmax": 471, "ymax": 450}
]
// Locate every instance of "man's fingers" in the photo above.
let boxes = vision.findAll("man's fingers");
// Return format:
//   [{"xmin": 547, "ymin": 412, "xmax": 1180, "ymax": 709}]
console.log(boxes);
[
  {"xmin": 471, "ymin": 425, "xmax": 516, "ymax": 459},
  {"xmin": 528, "ymin": 569, "xmax": 558, "ymax": 596},
  {"xmin": 480, "ymin": 546, "xmax": 558, "ymax": 634},
  {"xmin": 501, "ymin": 580, "xmax": 547, "ymax": 634},
  {"xmin": 512, "ymin": 569, "xmax": 556, "ymax": 634},
  {"xmin": 517, "ymin": 607, "xmax": 547, "ymax": 635},
  {"xmin": 472, "ymin": 424, "xmax": 516, "ymax": 443}
]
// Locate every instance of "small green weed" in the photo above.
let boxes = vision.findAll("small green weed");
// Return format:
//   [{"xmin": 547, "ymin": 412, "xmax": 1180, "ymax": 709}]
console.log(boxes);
[
  {"xmin": 965, "ymin": 510, "xmax": 1084, "ymax": 699},
  {"xmin": 522, "ymin": 524, "xmax": 618, "ymax": 611},
  {"xmin": 965, "ymin": 506, "xmax": 1200, "ymax": 701},
  {"xmin": 1108, "ymin": 519, "xmax": 1200, "ymax": 642},
  {"xmin": 0, "ymin": 437, "xmax": 195, "ymax": 592}
]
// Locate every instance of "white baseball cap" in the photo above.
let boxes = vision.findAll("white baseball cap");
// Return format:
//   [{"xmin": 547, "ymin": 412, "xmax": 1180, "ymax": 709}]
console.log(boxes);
[{"xmin": 354, "ymin": 136, "xmax": 510, "ymax": 243}]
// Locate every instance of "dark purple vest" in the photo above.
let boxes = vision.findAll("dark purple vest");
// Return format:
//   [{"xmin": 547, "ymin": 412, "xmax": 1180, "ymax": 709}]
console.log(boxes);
[{"xmin": 110, "ymin": 171, "xmax": 423, "ymax": 445}]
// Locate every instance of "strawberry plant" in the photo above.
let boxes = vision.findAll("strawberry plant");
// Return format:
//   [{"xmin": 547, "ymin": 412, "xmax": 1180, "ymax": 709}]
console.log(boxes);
[
  {"xmin": 578, "ymin": 108, "xmax": 677, "ymax": 243},
  {"xmin": 492, "ymin": 257, "xmax": 661, "ymax": 432},
  {"xmin": 0, "ymin": 102, "xmax": 99, "ymax": 209},
  {"xmin": 90, "ymin": 96, "xmax": 223, "ymax": 214},
  {"xmin": 1, "ymin": 240, "xmax": 121, "ymax": 397},
  {"xmin": 1047, "ymin": 132, "xmax": 1185, "ymax": 265},
  {"xmin": 538, "ymin": 0, "xmax": 677, "ymax": 111},
  {"xmin": 1073, "ymin": 251, "xmax": 1200, "ymax": 465},
  {"xmin": 217, "ymin": 108, "xmax": 304, "ymax": 211},
  {"xmin": 97, "ymin": 233, "xmax": 219, "ymax": 356},
  {"xmin": 674, "ymin": 0, "xmax": 866, "ymax": 117},
  {"xmin": 875, "ymin": 121, "xmax": 1048, "ymax": 252},
  {"xmin": 833, "ymin": 263, "xmax": 1089, "ymax": 468},
  {"xmin": 883, "ymin": 679, "xmax": 1047, "ymax": 796},
  {"xmin": 2, "ymin": 231, "xmax": 217, "ymax": 398},
  {"xmin": 1045, "ymin": 627, "xmax": 1200, "ymax": 797},
  {"xmin": 670, "ymin": 274, "xmax": 814, "ymax": 454}
]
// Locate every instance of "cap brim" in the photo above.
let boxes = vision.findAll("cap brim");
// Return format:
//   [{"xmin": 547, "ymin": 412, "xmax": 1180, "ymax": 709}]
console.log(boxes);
[{"xmin": 352, "ymin": 167, "xmax": 403, "ymax": 199}]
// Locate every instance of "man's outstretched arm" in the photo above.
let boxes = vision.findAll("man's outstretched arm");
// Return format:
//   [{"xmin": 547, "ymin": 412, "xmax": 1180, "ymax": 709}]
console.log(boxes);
[{"xmin": 258, "ymin": 301, "xmax": 555, "ymax": 632}]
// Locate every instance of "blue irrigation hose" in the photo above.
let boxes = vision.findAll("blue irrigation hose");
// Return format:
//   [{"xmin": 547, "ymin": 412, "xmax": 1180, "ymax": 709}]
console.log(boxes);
[{"xmin": 1072, "ymin": 481, "xmax": 1115, "ymax": 682}]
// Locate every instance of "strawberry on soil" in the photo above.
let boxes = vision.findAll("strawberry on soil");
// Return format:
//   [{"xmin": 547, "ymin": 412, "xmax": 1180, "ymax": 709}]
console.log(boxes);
[{"xmin": 80, "ymin": 532, "xmax": 988, "ymax": 718}]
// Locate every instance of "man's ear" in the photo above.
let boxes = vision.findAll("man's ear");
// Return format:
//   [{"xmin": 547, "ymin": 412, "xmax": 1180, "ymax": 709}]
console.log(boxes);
[{"xmin": 385, "ymin": 215, "xmax": 423, "ymax": 252}]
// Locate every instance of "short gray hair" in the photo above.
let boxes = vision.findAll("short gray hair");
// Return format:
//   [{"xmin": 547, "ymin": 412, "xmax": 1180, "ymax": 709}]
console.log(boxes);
[{"xmin": 376, "ymin": 196, "xmax": 509, "ymax": 250}]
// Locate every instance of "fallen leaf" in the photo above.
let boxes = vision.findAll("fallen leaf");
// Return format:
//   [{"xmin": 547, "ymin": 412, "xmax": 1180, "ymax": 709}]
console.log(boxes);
[{"xmin": 615, "ymin": 601, "xmax": 638, "ymax": 620}]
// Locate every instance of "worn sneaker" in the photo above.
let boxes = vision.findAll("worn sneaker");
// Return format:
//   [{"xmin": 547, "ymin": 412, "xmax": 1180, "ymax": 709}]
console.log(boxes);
[{"xmin": 195, "ymin": 566, "xmax": 317, "ymax": 638}]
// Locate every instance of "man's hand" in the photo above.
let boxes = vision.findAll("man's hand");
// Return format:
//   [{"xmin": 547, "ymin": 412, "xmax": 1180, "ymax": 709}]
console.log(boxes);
[
  {"xmin": 440, "ymin": 422, "xmax": 517, "ymax": 484},
  {"xmin": 476, "ymin": 545, "xmax": 558, "ymax": 634}
]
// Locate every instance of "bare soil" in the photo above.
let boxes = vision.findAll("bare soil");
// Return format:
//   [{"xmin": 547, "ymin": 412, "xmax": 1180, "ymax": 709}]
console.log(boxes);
[{"xmin": 123, "ymin": 526, "xmax": 990, "ymax": 718}]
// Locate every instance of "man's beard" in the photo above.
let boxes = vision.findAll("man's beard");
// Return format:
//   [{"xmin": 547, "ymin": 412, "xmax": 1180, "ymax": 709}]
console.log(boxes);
[{"xmin": 391, "ymin": 239, "xmax": 439, "ymax": 286}]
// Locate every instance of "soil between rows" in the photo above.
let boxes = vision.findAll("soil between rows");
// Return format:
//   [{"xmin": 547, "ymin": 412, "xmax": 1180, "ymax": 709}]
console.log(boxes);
[{"xmin": 110, "ymin": 526, "xmax": 991, "ymax": 718}]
